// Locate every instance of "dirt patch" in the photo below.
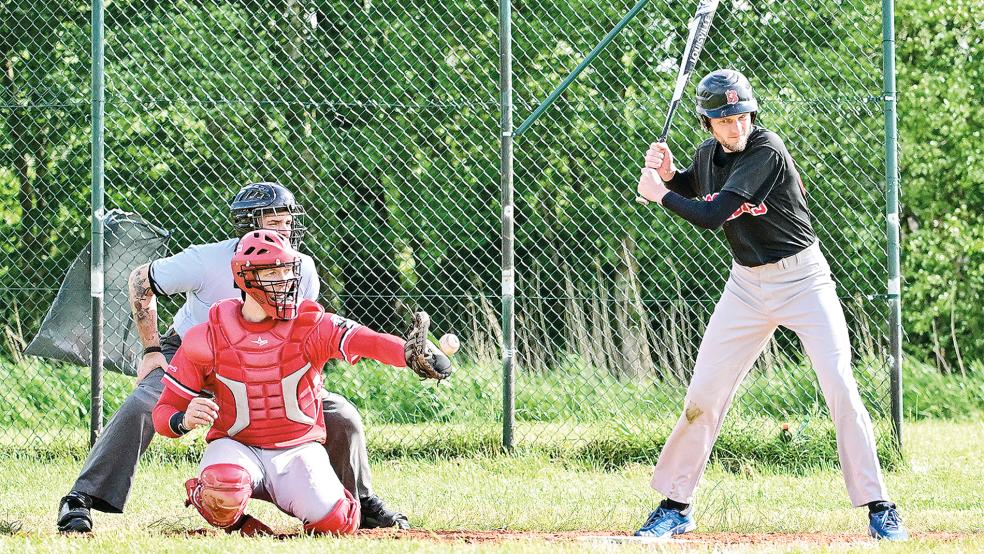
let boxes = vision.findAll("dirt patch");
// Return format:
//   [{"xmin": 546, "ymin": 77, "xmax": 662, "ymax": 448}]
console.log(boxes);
[
  {"xmin": 359, "ymin": 529, "xmax": 973, "ymax": 546},
  {"xmin": 154, "ymin": 525, "xmax": 974, "ymax": 546}
]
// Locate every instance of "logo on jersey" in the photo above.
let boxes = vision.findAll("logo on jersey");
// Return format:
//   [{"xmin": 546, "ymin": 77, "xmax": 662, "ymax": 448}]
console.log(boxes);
[
  {"xmin": 251, "ymin": 336, "xmax": 269, "ymax": 347},
  {"xmin": 330, "ymin": 314, "xmax": 358, "ymax": 331},
  {"xmin": 165, "ymin": 364, "xmax": 178, "ymax": 374},
  {"xmin": 704, "ymin": 192, "xmax": 768, "ymax": 220},
  {"xmin": 725, "ymin": 89, "xmax": 739, "ymax": 105}
]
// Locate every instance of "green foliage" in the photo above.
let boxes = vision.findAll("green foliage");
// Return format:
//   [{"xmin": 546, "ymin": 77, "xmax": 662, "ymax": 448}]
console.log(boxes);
[
  {"xmin": 903, "ymin": 356, "xmax": 984, "ymax": 419},
  {"xmin": 23, "ymin": 352, "xmax": 984, "ymax": 471},
  {"xmin": 896, "ymin": 0, "xmax": 984, "ymax": 368},
  {"xmin": 903, "ymin": 211, "xmax": 984, "ymax": 373},
  {"xmin": 0, "ymin": 0, "xmax": 981, "ymax": 457}
]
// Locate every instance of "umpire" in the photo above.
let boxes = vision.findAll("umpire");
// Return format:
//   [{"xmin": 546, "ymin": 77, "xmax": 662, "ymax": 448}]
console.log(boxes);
[
  {"xmin": 57, "ymin": 182, "xmax": 410, "ymax": 532},
  {"xmin": 633, "ymin": 70, "xmax": 908, "ymax": 541}
]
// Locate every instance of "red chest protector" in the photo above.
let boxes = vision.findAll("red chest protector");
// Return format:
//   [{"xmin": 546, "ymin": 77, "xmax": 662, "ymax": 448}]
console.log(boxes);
[{"xmin": 205, "ymin": 299, "xmax": 327, "ymax": 448}]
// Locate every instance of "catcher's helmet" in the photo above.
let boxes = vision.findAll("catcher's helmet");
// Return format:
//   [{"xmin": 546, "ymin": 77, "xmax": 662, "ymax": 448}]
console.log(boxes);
[
  {"xmin": 695, "ymin": 69, "xmax": 758, "ymax": 119},
  {"xmin": 232, "ymin": 230, "xmax": 301, "ymax": 320},
  {"xmin": 230, "ymin": 182, "xmax": 306, "ymax": 248}
]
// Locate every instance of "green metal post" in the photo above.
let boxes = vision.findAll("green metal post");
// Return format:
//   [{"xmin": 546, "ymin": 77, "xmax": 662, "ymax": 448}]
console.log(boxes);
[
  {"xmin": 882, "ymin": 0, "xmax": 903, "ymax": 452},
  {"xmin": 499, "ymin": 0, "xmax": 515, "ymax": 451},
  {"xmin": 89, "ymin": 0, "xmax": 106, "ymax": 447},
  {"xmin": 514, "ymin": 0, "xmax": 650, "ymax": 137}
]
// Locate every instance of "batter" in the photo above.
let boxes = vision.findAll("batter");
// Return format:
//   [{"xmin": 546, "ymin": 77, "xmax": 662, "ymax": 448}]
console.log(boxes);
[{"xmin": 634, "ymin": 69, "xmax": 907, "ymax": 542}]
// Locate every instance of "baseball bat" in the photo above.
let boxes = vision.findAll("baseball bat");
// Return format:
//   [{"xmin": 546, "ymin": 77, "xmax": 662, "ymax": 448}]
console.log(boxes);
[{"xmin": 637, "ymin": 0, "xmax": 720, "ymax": 204}]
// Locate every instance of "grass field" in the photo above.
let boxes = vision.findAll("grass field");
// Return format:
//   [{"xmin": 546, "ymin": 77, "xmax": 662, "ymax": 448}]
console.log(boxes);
[
  {"xmin": 8, "ymin": 353, "xmax": 984, "ymax": 475},
  {"xmin": 0, "ymin": 420, "xmax": 981, "ymax": 553}
]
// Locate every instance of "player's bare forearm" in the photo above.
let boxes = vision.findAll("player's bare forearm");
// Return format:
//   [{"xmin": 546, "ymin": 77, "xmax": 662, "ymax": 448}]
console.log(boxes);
[{"xmin": 128, "ymin": 263, "xmax": 160, "ymax": 348}]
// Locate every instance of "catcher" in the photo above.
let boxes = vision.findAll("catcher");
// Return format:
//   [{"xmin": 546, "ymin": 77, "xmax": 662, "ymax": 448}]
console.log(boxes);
[{"xmin": 152, "ymin": 230, "xmax": 451, "ymax": 534}]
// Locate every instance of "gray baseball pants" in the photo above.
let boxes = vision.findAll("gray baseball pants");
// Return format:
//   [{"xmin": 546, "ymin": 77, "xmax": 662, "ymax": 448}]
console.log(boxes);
[
  {"xmin": 650, "ymin": 241, "xmax": 890, "ymax": 507},
  {"xmin": 70, "ymin": 331, "xmax": 375, "ymax": 513}
]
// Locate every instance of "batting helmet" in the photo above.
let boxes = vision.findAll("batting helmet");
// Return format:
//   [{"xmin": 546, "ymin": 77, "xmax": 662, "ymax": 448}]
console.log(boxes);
[
  {"xmin": 232, "ymin": 230, "xmax": 301, "ymax": 320},
  {"xmin": 695, "ymin": 69, "xmax": 758, "ymax": 120},
  {"xmin": 230, "ymin": 182, "xmax": 306, "ymax": 248}
]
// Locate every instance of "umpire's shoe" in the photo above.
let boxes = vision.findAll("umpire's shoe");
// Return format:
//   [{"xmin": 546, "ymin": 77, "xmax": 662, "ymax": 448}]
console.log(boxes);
[
  {"xmin": 634, "ymin": 503, "xmax": 695, "ymax": 539},
  {"xmin": 57, "ymin": 491, "xmax": 94, "ymax": 533},
  {"xmin": 360, "ymin": 495, "xmax": 410, "ymax": 529},
  {"xmin": 868, "ymin": 505, "xmax": 909, "ymax": 541}
]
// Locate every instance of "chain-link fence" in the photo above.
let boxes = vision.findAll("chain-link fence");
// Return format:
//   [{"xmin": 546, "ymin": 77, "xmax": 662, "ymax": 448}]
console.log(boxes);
[{"xmin": 1, "ymin": 0, "xmax": 898, "ymax": 464}]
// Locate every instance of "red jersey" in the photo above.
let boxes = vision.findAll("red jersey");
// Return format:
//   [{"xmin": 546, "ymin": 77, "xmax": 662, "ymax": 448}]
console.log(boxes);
[{"xmin": 153, "ymin": 299, "xmax": 406, "ymax": 448}]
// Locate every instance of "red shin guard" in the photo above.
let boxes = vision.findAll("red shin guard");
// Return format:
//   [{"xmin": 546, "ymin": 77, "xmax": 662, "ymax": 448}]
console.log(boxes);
[
  {"xmin": 303, "ymin": 489, "xmax": 360, "ymax": 535},
  {"xmin": 185, "ymin": 463, "xmax": 253, "ymax": 528}
]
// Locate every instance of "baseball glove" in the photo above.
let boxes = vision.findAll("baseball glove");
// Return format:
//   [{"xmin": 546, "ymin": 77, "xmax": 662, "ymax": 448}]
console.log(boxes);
[{"xmin": 404, "ymin": 311, "xmax": 453, "ymax": 380}]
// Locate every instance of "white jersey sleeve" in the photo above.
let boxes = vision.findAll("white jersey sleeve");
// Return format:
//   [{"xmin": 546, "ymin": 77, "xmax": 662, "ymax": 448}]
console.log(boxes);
[
  {"xmin": 153, "ymin": 239, "xmax": 239, "ymax": 337},
  {"xmin": 148, "ymin": 244, "xmax": 208, "ymax": 296},
  {"xmin": 298, "ymin": 253, "xmax": 320, "ymax": 301},
  {"xmin": 154, "ymin": 239, "xmax": 321, "ymax": 338}
]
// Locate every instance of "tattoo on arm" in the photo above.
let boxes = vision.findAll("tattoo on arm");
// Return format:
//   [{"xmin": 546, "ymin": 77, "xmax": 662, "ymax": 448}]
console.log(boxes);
[{"xmin": 129, "ymin": 264, "xmax": 160, "ymax": 349}]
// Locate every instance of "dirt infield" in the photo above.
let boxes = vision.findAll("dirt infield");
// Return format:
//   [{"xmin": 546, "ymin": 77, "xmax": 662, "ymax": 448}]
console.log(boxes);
[{"xmin": 360, "ymin": 529, "xmax": 972, "ymax": 546}]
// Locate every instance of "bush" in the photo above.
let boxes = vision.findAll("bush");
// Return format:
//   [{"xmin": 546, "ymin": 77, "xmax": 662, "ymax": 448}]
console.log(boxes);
[
  {"xmin": 903, "ymin": 210, "xmax": 984, "ymax": 373},
  {"xmin": 897, "ymin": 0, "xmax": 984, "ymax": 368}
]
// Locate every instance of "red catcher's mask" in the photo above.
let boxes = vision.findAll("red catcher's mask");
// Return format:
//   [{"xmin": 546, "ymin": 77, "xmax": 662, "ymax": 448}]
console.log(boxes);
[{"xmin": 232, "ymin": 230, "xmax": 301, "ymax": 320}]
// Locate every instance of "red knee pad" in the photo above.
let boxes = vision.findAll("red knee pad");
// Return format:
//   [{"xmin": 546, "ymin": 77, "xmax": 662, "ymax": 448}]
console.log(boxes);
[
  {"xmin": 304, "ymin": 489, "xmax": 360, "ymax": 535},
  {"xmin": 185, "ymin": 463, "xmax": 253, "ymax": 528}
]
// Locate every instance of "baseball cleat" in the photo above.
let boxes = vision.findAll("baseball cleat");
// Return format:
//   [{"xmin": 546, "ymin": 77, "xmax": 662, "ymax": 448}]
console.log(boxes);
[
  {"xmin": 360, "ymin": 495, "xmax": 410, "ymax": 530},
  {"xmin": 57, "ymin": 491, "xmax": 94, "ymax": 533},
  {"xmin": 868, "ymin": 506, "xmax": 908, "ymax": 541},
  {"xmin": 634, "ymin": 506, "xmax": 695, "ymax": 538}
]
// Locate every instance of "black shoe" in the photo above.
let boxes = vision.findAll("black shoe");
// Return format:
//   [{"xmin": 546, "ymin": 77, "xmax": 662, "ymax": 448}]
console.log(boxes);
[
  {"xmin": 360, "ymin": 495, "xmax": 410, "ymax": 529},
  {"xmin": 57, "ymin": 492, "xmax": 93, "ymax": 533}
]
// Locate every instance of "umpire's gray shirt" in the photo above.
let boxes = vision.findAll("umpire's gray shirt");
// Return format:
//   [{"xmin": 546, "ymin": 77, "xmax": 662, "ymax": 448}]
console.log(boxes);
[{"xmin": 148, "ymin": 238, "xmax": 320, "ymax": 338}]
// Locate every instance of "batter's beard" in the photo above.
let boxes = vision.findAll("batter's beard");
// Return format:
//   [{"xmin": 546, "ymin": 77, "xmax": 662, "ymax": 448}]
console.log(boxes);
[
  {"xmin": 713, "ymin": 126, "xmax": 752, "ymax": 153},
  {"xmin": 719, "ymin": 131, "xmax": 750, "ymax": 153}
]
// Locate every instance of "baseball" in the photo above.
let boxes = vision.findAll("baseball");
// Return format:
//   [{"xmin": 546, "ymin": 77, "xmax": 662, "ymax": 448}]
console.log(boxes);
[{"xmin": 439, "ymin": 333, "xmax": 460, "ymax": 356}]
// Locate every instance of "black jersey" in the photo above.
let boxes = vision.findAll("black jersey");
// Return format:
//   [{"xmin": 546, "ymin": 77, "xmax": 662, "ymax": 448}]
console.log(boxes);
[{"xmin": 666, "ymin": 126, "xmax": 816, "ymax": 266}]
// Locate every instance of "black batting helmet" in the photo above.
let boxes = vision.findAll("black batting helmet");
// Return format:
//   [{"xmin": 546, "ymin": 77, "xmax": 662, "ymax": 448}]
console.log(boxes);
[
  {"xmin": 230, "ymin": 182, "xmax": 306, "ymax": 248},
  {"xmin": 695, "ymin": 69, "xmax": 758, "ymax": 125}
]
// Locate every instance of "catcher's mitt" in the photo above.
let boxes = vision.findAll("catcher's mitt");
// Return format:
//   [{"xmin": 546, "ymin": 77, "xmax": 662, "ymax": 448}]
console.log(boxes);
[{"xmin": 404, "ymin": 311, "xmax": 453, "ymax": 380}]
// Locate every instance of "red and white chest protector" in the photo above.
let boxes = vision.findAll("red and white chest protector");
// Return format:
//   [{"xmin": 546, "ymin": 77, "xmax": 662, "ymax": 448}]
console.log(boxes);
[{"xmin": 205, "ymin": 301, "xmax": 326, "ymax": 448}]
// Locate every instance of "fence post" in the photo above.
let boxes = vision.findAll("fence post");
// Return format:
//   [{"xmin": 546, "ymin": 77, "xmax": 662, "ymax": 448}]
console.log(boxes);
[
  {"xmin": 89, "ymin": 0, "xmax": 106, "ymax": 447},
  {"xmin": 882, "ymin": 0, "xmax": 903, "ymax": 453},
  {"xmin": 499, "ymin": 0, "xmax": 516, "ymax": 451}
]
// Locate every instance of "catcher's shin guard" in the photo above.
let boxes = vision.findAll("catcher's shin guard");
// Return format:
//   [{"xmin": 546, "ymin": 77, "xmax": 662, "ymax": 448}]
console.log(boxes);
[
  {"xmin": 185, "ymin": 463, "xmax": 253, "ymax": 528},
  {"xmin": 303, "ymin": 489, "xmax": 360, "ymax": 535}
]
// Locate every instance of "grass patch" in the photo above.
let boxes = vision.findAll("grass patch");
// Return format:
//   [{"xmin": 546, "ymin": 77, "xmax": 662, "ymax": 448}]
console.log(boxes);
[
  {"xmin": 0, "ymin": 421, "xmax": 981, "ymax": 553},
  {"xmin": 7, "ymin": 352, "xmax": 978, "ymax": 433},
  {"xmin": 2, "ymin": 350, "xmax": 949, "ymax": 472},
  {"xmin": 0, "ymin": 418, "xmax": 902, "ymax": 473},
  {"xmin": 0, "ymin": 517, "xmax": 21, "ymax": 536}
]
